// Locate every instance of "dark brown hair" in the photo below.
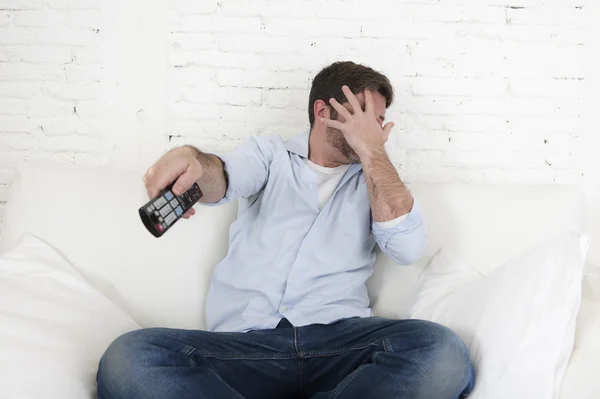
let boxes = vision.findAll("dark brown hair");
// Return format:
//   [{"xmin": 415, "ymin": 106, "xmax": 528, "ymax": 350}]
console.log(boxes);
[{"xmin": 308, "ymin": 61, "xmax": 394, "ymax": 127}]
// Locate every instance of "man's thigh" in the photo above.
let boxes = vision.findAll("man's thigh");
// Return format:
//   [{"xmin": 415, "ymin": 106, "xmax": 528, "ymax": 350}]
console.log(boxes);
[
  {"xmin": 299, "ymin": 317, "xmax": 472, "ymax": 398},
  {"xmin": 99, "ymin": 326, "xmax": 299, "ymax": 399}
]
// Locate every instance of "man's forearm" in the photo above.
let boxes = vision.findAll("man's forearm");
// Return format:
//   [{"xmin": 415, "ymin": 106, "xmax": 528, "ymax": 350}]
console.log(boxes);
[
  {"xmin": 184, "ymin": 145, "xmax": 228, "ymax": 204},
  {"xmin": 360, "ymin": 147, "xmax": 414, "ymax": 223}
]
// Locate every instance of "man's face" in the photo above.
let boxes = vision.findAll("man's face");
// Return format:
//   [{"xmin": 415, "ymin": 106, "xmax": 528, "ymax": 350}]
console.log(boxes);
[{"xmin": 326, "ymin": 90, "xmax": 388, "ymax": 163}]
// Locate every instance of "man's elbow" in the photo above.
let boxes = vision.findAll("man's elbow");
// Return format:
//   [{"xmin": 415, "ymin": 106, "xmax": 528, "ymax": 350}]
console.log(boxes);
[{"xmin": 384, "ymin": 231, "xmax": 428, "ymax": 266}]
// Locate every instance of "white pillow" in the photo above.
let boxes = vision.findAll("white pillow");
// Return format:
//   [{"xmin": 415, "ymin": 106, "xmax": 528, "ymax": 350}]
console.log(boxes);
[
  {"xmin": 0, "ymin": 234, "xmax": 140, "ymax": 399},
  {"xmin": 560, "ymin": 265, "xmax": 600, "ymax": 398},
  {"xmin": 410, "ymin": 232, "xmax": 589, "ymax": 399}
]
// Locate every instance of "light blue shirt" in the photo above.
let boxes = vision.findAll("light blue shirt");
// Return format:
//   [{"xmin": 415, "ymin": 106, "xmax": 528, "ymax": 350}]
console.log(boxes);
[{"xmin": 205, "ymin": 131, "xmax": 428, "ymax": 332}]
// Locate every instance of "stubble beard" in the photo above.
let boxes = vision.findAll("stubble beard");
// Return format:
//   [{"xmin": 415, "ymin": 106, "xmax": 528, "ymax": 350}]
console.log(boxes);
[{"xmin": 326, "ymin": 127, "xmax": 360, "ymax": 163}]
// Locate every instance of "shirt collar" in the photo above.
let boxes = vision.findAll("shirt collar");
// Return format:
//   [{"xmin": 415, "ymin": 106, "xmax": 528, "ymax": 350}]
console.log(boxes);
[{"xmin": 284, "ymin": 130, "xmax": 310, "ymax": 158}]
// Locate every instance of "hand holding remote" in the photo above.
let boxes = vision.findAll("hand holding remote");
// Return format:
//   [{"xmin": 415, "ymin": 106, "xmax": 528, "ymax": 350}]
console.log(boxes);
[{"xmin": 143, "ymin": 146, "xmax": 203, "ymax": 219}]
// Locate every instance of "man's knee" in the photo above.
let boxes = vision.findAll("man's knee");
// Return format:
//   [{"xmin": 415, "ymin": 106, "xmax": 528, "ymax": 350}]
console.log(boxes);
[
  {"xmin": 97, "ymin": 328, "xmax": 173, "ymax": 398},
  {"xmin": 387, "ymin": 320, "xmax": 475, "ymax": 395}
]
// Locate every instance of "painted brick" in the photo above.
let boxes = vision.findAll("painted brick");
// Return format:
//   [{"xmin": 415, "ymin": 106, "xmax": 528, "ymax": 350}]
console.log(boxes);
[
  {"xmin": 361, "ymin": 21, "xmax": 460, "ymax": 39},
  {"xmin": 173, "ymin": 15, "xmax": 261, "ymax": 33},
  {"xmin": 317, "ymin": 1, "xmax": 411, "ymax": 20},
  {"xmin": 177, "ymin": 86, "xmax": 263, "ymax": 107},
  {"xmin": 41, "ymin": 82, "xmax": 101, "ymax": 101},
  {"xmin": 0, "ymin": 45, "xmax": 74, "ymax": 63},
  {"xmin": 171, "ymin": 0, "xmax": 219, "ymax": 15},
  {"xmin": 0, "ymin": 99, "xmax": 27, "ymax": 115},
  {"xmin": 25, "ymin": 99, "xmax": 75, "ymax": 118},
  {"xmin": 0, "ymin": 0, "xmax": 47, "ymax": 9},
  {"xmin": 0, "ymin": 26, "xmax": 100, "ymax": 46},
  {"xmin": 221, "ymin": 0, "xmax": 318, "ymax": 18},
  {"xmin": 263, "ymin": 89, "xmax": 308, "ymax": 110},
  {"xmin": 263, "ymin": 18, "xmax": 360, "ymax": 38},
  {"xmin": 39, "ymin": 134, "xmax": 109, "ymax": 152},
  {"xmin": 506, "ymin": 6, "xmax": 583, "ymax": 25},
  {"xmin": 14, "ymin": 10, "xmax": 67, "ymax": 27},
  {"xmin": 172, "ymin": 33, "xmax": 217, "ymax": 51},
  {"xmin": 217, "ymin": 70, "xmax": 309, "ymax": 89},
  {"xmin": 0, "ymin": 10, "xmax": 13, "ymax": 26},
  {"xmin": 0, "ymin": 115, "xmax": 38, "ymax": 132},
  {"xmin": 411, "ymin": 6, "xmax": 506, "ymax": 24},
  {"xmin": 0, "ymin": 81, "xmax": 41, "ymax": 98},
  {"xmin": 170, "ymin": 49, "xmax": 263, "ymax": 70},
  {"xmin": 47, "ymin": 0, "xmax": 100, "ymax": 10},
  {"xmin": 169, "ymin": 66, "xmax": 217, "ymax": 86},
  {"xmin": 218, "ymin": 34, "xmax": 312, "ymax": 54},
  {"xmin": 0, "ymin": 63, "xmax": 65, "ymax": 80},
  {"xmin": 410, "ymin": 77, "xmax": 509, "ymax": 97},
  {"xmin": 0, "ymin": 132, "xmax": 39, "ymax": 150},
  {"xmin": 66, "ymin": 10, "xmax": 102, "ymax": 29}
]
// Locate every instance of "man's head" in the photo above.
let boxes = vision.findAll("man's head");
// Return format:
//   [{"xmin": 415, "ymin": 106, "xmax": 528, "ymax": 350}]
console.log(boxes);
[{"xmin": 308, "ymin": 61, "xmax": 394, "ymax": 162}]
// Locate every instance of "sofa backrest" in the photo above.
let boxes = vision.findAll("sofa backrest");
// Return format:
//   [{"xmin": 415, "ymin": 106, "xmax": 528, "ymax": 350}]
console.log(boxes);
[{"xmin": 0, "ymin": 161, "xmax": 585, "ymax": 328}]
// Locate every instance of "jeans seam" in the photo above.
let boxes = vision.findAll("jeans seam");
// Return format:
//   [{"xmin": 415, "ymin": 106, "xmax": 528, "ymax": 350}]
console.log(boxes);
[
  {"xmin": 201, "ymin": 353, "xmax": 298, "ymax": 361},
  {"xmin": 302, "ymin": 342, "xmax": 380, "ymax": 358},
  {"xmin": 294, "ymin": 327, "xmax": 303, "ymax": 399},
  {"xmin": 205, "ymin": 364, "xmax": 246, "ymax": 399},
  {"xmin": 329, "ymin": 364, "xmax": 374, "ymax": 399},
  {"xmin": 383, "ymin": 338, "xmax": 393, "ymax": 353}
]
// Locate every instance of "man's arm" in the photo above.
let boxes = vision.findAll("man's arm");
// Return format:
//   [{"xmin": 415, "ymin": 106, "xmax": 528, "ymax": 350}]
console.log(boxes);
[
  {"xmin": 322, "ymin": 86, "xmax": 427, "ymax": 264},
  {"xmin": 360, "ymin": 147, "xmax": 413, "ymax": 223},
  {"xmin": 144, "ymin": 136, "xmax": 274, "ymax": 218},
  {"xmin": 361, "ymin": 148, "xmax": 427, "ymax": 265}
]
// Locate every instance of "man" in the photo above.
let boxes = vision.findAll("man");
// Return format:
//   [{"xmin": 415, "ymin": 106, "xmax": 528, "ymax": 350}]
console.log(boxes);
[{"xmin": 97, "ymin": 61, "xmax": 475, "ymax": 399}]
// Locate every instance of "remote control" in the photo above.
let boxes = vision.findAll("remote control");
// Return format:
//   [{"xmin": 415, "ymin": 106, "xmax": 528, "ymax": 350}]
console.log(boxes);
[{"xmin": 139, "ymin": 182, "xmax": 203, "ymax": 237}]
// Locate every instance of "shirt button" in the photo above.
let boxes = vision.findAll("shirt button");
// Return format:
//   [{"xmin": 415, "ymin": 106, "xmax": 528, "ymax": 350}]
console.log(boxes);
[{"xmin": 280, "ymin": 306, "xmax": 288, "ymax": 312}]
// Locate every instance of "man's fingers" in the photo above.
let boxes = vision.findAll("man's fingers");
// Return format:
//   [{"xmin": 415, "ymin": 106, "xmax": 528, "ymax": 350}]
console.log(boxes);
[
  {"xmin": 321, "ymin": 117, "xmax": 345, "ymax": 131},
  {"xmin": 172, "ymin": 164, "xmax": 201, "ymax": 196},
  {"xmin": 182, "ymin": 208, "xmax": 195, "ymax": 219},
  {"xmin": 342, "ymin": 85, "xmax": 361, "ymax": 115},
  {"xmin": 364, "ymin": 89, "xmax": 375, "ymax": 114},
  {"xmin": 383, "ymin": 121, "xmax": 395, "ymax": 136},
  {"xmin": 144, "ymin": 157, "xmax": 187, "ymax": 199},
  {"xmin": 329, "ymin": 98, "xmax": 352, "ymax": 121}
]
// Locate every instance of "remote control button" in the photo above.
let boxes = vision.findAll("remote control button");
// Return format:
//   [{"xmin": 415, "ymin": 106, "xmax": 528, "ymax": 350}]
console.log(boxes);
[
  {"xmin": 146, "ymin": 205, "xmax": 154, "ymax": 213},
  {"xmin": 170, "ymin": 198, "xmax": 179, "ymax": 208},
  {"xmin": 166, "ymin": 213, "xmax": 176, "ymax": 225},
  {"xmin": 165, "ymin": 191, "xmax": 174, "ymax": 201},
  {"xmin": 159, "ymin": 204, "xmax": 172, "ymax": 217},
  {"xmin": 175, "ymin": 206, "xmax": 183, "ymax": 216},
  {"xmin": 156, "ymin": 223, "xmax": 164, "ymax": 232},
  {"xmin": 158, "ymin": 216, "xmax": 163, "ymax": 222},
  {"xmin": 153, "ymin": 211, "xmax": 160, "ymax": 219},
  {"xmin": 162, "ymin": 223, "xmax": 167, "ymax": 229}
]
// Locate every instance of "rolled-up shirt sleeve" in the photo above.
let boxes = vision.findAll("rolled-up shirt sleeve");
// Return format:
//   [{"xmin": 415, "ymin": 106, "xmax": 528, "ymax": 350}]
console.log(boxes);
[
  {"xmin": 372, "ymin": 199, "xmax": 428, "ymax": 266},
  {"xmin": 210, "ymin": 136, "xmax": 274, "ymax": 205}
]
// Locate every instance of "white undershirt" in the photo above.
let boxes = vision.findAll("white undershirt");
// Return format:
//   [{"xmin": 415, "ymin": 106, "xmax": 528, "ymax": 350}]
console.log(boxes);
[
  {"xmin": 305, "ymin": 160, "xmax": 409, "ymax": 228},
  {"xmin": 305, "ymin": 159, "xmax": 350, "ymax": 210}
]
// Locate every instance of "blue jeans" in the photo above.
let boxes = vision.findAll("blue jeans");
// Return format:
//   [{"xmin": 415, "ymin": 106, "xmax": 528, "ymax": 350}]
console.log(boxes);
[{"xmin": 97, "ymin": 317, "xmax": 475, "ymax": 399}]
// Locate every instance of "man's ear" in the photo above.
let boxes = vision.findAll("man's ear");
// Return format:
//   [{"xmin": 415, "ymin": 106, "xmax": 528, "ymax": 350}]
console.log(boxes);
[{"xmin": 313, "ymin": 99, "xmax": 331, "ymax": 124}]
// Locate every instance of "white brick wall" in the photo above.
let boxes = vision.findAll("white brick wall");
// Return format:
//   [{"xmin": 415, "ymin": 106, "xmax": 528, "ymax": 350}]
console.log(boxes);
[{"xmin": 0, "ymin": 0, "xmax": 595, "ymax": 225}]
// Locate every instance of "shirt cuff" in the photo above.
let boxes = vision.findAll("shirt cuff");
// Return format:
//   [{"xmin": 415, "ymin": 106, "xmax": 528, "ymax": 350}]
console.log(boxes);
[
  {"xmin": 372, "ymin": 199, "xmax": 425, "ymax": 246},
  {"xmin": 374, "ymin": 213, "xmax": 409, "ymax": 229}
]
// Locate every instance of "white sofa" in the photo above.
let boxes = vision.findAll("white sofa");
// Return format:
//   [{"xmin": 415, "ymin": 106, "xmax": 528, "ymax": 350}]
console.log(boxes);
[{"xmin": 0, "ymin": 160, "xmax": 598, "ymax": 398}]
